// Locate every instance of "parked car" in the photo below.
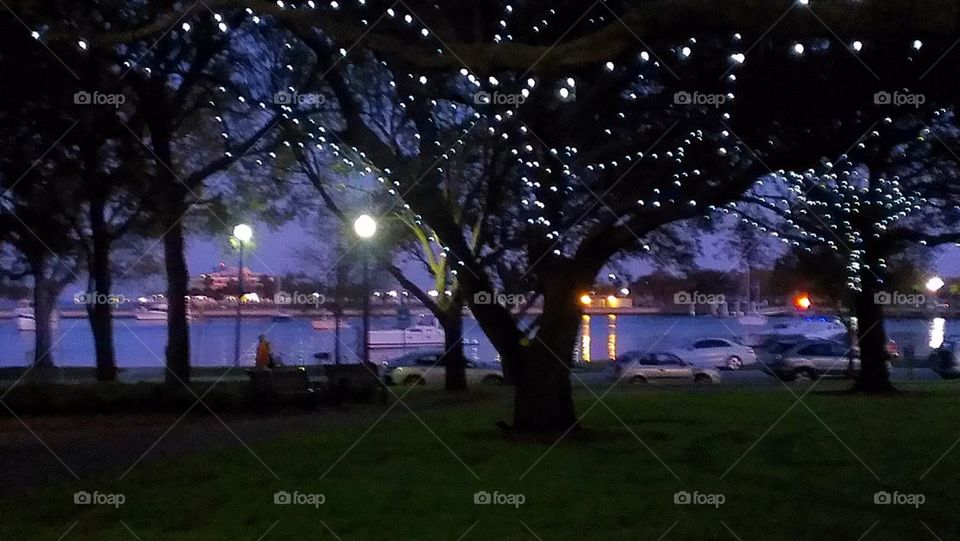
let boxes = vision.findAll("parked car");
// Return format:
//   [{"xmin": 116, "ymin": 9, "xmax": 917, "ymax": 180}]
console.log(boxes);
[
  {"xmin": 930, "ymin": 336, "xmax": 960, "ymax": 379},
  {"xmin": 761, "ymin": 339, "xmax": 857, "ymax": 381},
  {"xmin": 381, "ymin": 349, "xmax": 504, "ymax": 386},
  {"xmin": 672, "ymin": 338, "xmax": 757, "ymax": 370},
  {"xmin": 612, "ymin": 351, "xmax": 720, "ymax": 385}
]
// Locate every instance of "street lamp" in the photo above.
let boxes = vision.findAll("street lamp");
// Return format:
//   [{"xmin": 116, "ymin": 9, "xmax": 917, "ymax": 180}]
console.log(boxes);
[
  {"xmin": 926, "ymin": 276, "xmax": 945, "ymax": 293},
  {"xmin": 232, "ymin": 224, "xmax": 252, "ymax": 365},
  {"xmin": 354, "ymin": 214, "xmax": 377, "ymax": 364}
]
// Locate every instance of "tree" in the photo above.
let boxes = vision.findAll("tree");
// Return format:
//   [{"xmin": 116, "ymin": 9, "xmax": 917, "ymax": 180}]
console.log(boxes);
[
  {"xmin": 0, "ymin": 11, "xmax": 86, "ymax": 370},
  {"xmin": 735, "ymin": 112, "xmax": 960, "ymax": 392}
]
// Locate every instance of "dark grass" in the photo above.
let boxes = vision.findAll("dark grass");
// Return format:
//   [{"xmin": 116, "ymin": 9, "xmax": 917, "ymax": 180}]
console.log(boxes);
[{"xmin": 3, "ymin": 382, "xmax": 960, "ymax": 540}]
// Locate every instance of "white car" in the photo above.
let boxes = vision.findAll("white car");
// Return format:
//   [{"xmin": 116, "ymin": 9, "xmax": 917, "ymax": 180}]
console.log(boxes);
[
  {"xmin": 381, "ymin": 350, "xmax": 504, "ymax": 386},
  {"xmin": 612, "ymin": 352, "xmax": 720, "ymax": 385},
  {"xmin": 674, "ymin": 338, "xmax": 757, "ymax": 370}
]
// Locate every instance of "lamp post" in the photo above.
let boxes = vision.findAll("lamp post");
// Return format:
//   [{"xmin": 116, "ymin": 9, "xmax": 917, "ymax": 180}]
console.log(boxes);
[
  {"xmin": 354, "ymin": 214, "xmax": 377, "ymax": 364},
  {"xmin": 232, "ymin": 224, "xmax": 253, "ymax": 365}
]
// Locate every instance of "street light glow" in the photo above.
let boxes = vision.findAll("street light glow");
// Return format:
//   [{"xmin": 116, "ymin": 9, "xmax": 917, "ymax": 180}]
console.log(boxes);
[
  {"xmin": 233, "ymin": 223, "xmax": 253, "ymax": 243},
  {"xmin": 926, "ymin": 276, "xmax": 945, "ymax": 293},
  {"xmin": 354, "ymin": 214, "xmax": 377, "ymax": 239}
]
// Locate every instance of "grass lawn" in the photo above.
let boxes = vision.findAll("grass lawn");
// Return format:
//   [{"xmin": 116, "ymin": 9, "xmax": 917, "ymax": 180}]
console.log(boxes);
[{"xmin": 3, "ymin": 382, "xmax": 960, "ymax": 540}]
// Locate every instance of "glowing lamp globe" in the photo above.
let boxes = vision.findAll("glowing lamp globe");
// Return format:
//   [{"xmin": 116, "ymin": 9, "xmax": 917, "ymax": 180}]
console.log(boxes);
[
  {"xmin": 926, "ymin": 277, "xmax": 945, "ymax": 293},
  {"xmin": 233, "ymin": 224, "xmax": 253, "ymax": 243},
  {"xmin": 354, "ymin": 214, "xmax": 377, "ymax": 239}
]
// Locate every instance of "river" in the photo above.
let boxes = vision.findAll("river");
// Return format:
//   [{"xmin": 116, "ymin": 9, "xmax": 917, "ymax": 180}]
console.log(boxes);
[{"xmin": 1, "ymin": 314, "xmax": 956, "ymax": 368}]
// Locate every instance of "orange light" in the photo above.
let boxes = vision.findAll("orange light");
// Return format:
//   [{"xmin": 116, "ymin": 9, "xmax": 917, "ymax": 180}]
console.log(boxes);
[
  {"xmin": 793, "ymin": 293, "xmax": 812, "ymax": 311},
  {"xmin": 580, "ymin": 294, "xmax": 593, "ymax": 306},
  {"xmin": 606, "ymin": 295, "xmax": 619, "ymax": 308}
]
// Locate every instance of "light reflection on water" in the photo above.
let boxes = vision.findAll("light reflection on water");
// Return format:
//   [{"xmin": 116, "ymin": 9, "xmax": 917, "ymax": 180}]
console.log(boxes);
[{"xmin": 930, "ymin": 318, "xmax": 946, "ymax": 349}]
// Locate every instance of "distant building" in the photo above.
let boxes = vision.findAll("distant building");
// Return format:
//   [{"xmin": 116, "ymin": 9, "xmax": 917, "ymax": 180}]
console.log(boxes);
[{"xmin": 190, "ymin": 263, "xmax": 274, "ymax": 297}]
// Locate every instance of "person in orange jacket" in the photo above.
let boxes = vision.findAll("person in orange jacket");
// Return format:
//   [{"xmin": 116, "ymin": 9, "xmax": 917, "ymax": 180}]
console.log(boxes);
[{"xmin": 255, "ymin": 334, "xmax": 273, "ymax": 369}]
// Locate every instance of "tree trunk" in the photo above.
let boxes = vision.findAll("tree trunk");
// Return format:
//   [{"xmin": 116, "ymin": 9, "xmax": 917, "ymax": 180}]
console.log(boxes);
[
  {"xmin": 850, "ymin": 283, "xmax": 895, "ymax": 393},
  {"xmin": 510, "ymin": 326, "xmax": 578, "ymax": 432},
  {"xmin": 163, "ymin": 212, "xmax": 191, "ymax": 385},
  {"xmin": 439, "ymin": 300, "xmax": 467, "ymax": 391},
  {"xmin": 88, "ymin": 202, "xmax": 117, "ymax": 382},
  {"xmin": 508, "ymin": 270, "xmax": 585, "ymax": 432},
  {"xmin": 32, "ymin": 276, "xmax": 57, "ymax": 370}
]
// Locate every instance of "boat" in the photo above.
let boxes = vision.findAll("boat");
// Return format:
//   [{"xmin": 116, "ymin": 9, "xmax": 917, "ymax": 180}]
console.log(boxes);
[
  {"xmin": 311, "ymin": 317, "xmax": 343, "ymax": 331},
  {"xmin": 737, "ymin": 314, "xmax": 768, "ymax": 327},
  {"xmin": 135, "ymin": 303, "xmax": 194, "ymax": 322},
  {"xmin": 14, "ymin": 301, "xmax": 60, "ymax": 332},
  {"xmin": 759, "ymin": 316, "xmax": 848, "ymax": 340},
  {"xmin": 135, "ymin": 309, "xmax": 168, "ymax": 322},
  {"xmin": 368, "ymin": 323, "xmax": 445, "ymax": 349},
  {"xmin": 271, "ymin": 312, "xmax": 293, "ymax": 322}
]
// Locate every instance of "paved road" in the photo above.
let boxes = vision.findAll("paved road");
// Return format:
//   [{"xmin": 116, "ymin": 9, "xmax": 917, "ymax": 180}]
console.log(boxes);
[{"xmin": 572, "ymin": 366, "xmax": 945, "ymax": 386}]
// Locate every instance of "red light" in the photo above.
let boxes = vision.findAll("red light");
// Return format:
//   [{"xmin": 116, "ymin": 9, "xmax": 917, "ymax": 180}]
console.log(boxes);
[{"xmin": 793, "ymin": 293, "xmax": 812, "ymax": 311}]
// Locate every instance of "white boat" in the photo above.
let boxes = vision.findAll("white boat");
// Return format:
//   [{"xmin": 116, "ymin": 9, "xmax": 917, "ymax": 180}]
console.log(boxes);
[
  {"xmin": 15, "ymin": 302, "xmax": 60, "ymax": 332},
  {"xmin": 737, "ymin": 315, "xmax": 768, "ymax": 327},
  {"xmin": 135, "ymin": 304, "xmax": 194, "ymax": 322},
  {"xmin": 368, "ymin": 324, "xmax": 445, "ymax": 349},
  {"xmin": 135, "ymin": 309, "xmax": 168, "ymax": 322},
  {"xmin": 311, "ymin": 317, "xmax": 343, "ymax": 331},
  {"xmin": 761, "ymin": 316, "xmax": 847, "ymax": 340}
]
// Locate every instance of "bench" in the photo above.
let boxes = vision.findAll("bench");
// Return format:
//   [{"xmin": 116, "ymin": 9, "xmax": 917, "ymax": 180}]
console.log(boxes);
[
  {"xmin": 245, "ymin": 367, "xmax": 315, "ymax": 409},
  {"xmin": 323, "ymin": 363, "xmax": 387, "ymax": 404}
]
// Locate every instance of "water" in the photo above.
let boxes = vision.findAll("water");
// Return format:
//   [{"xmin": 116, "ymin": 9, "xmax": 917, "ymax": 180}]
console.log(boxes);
[{"xmin": 1, "ymin": 314, "xmax": 956, "ymax": 368}]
